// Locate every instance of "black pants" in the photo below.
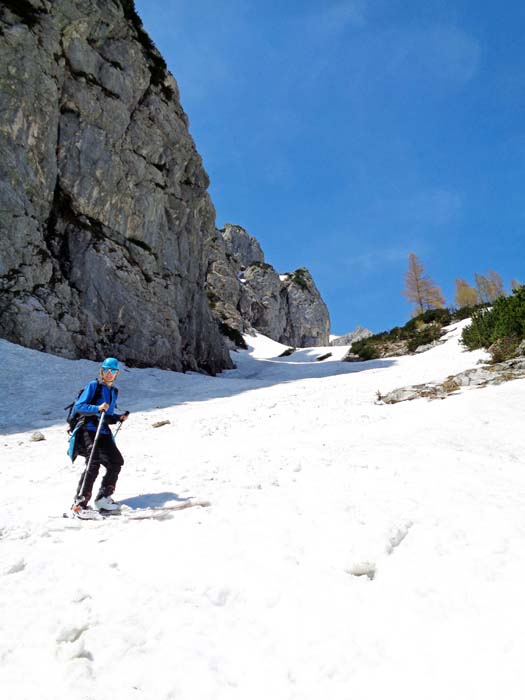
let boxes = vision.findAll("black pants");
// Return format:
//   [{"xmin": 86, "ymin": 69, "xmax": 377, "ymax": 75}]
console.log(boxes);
[{"xmin": 75, "ymin": 429, "xmax": 124, "ymax": 504}]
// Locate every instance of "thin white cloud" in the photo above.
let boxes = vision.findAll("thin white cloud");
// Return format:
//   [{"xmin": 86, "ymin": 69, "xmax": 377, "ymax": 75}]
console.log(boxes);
[
  {"xmin": 316, "ymin": 0, "xmax": 367, "ymax": 32},
  {"xmin": 371, "ymin": 189, "xmax": 463, "ymax": 228},
  {"xmin": 342, "ymin": 247, "xmax": 410, "ymax": 273},
  {"xmin": 403, "ymin": 189, "xmax": 463, "ymax": 226},
  {"xmin": 384, "ymin": 25, "xmax": 481, "ymax": 84},
  {"xmin": 297, "ymin": 0, "xmax": 368, "ymax": 39}
]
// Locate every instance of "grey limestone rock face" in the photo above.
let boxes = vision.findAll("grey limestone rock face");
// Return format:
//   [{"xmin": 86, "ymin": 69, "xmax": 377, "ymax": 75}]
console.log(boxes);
[
  {"xmin": 205, "ymin": 227, "xmax": 284, "ymax": 341},
  {"xmin": 240, "ymin": 263, "xmax": 288, "ymax": 341},
  {"xmin": 280, "ymin": 269, "xmax": 330, "ymax": 347},
  {"xmin": 0, "ymin": 0, "xmax": 232, "ymax": 373},
  {"xmin": 221, "ymin": 223, "xmax": 264, "ymax": 269},
  {"xmin": 206, "ymin": 225, "xmax": 331, "ymax": 347},
  {"xmin": 205, "ymin": 230, "xmax": 245, "ymax": 338}
]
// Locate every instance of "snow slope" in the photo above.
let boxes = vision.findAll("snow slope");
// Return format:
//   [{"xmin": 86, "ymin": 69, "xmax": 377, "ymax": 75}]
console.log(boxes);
[{"xmin": 1, "ymin": 323, "xmax": 525, "ymax": 700}]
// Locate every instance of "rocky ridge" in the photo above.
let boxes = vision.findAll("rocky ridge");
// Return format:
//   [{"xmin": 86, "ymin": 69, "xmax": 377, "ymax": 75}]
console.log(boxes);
[{"xmin": 206, "ymin": 224, "xmax": 330, "ymax": 348}]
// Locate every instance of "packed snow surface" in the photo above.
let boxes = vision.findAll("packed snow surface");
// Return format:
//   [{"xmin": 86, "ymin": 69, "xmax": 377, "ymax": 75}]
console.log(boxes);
[{"xmin": 1, "ymin": 322, "xmax": 525, "ymax": 700}]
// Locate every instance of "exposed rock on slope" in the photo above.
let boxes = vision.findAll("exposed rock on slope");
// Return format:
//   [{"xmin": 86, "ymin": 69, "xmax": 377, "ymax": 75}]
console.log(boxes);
[
  {"xmin": 378, "ymin": 357, "xmax": 525, "ymax": 404},
  {"xmin": 206, "ymin": 224, "xmax": 330, "ymax": 347},
  {"xmin": 0, "ymin": 0, "xmax": 232, "ymax": 372},
  {"xmin": 330, "ymin": 326, "xmax": 373, "ymax": 346}
]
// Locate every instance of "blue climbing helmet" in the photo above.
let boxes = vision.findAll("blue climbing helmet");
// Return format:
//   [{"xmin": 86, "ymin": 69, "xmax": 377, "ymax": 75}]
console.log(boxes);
[{"xmin": 101, "ymin": 357, "xmax": 120, "ymax": 371}]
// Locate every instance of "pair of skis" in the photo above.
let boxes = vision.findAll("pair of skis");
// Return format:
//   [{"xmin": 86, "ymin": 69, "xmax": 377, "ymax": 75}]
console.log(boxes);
[{"xmin": 63, "ymin": 499, "xmax": 211, "ymax": 522}]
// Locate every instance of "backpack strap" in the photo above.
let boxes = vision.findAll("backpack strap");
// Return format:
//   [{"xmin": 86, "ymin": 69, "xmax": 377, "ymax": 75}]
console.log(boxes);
[
  {"xmin": 92, "ymin": 380, "xmax": 104, "ymax": 407},
  {"xmin": 84, "ymin": 381, "xmax": 117, "ymax": 421}
]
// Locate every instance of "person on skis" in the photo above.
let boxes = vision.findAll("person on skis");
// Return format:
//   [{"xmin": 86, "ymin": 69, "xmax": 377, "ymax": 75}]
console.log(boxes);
[{"xmin": 71, "ymin": 357, "xmax": 129, "ymax": 514}]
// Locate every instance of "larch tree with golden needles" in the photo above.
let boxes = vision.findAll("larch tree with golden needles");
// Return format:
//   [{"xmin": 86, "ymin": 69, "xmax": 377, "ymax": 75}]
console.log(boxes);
[
  {"xmin": 474, "ymin": 271, "xmax": 505, "ymax": 304},
  {"xmin": 403, "ymin": 253, "xmax": 445, "ymax": 316},
  {"xmin": 454, "ymin": 278, "xmax": 478, "ymax": 308},
  {"xmin": 488, "ymin": 269, "xmax": 505, "ymax": 299}
]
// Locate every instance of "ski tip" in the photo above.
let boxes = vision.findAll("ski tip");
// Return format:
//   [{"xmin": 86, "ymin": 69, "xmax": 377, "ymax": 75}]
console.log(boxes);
[{"xmin": 63, "ymin": 509, "xmax": 104, "ymax": 520}]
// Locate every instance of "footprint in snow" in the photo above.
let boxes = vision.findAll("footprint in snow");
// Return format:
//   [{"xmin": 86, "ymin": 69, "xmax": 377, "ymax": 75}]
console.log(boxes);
[
  {"xmin": 56, "ymin": 623, "xmax": 90, "ymax": 644},
  {"xmin": 347, "ymin": 520, "xmax": 414, "ymax": 581},
  {"xmin": 385, "ymin": 520, "xmax": 413, "ymax": 555},
  {"xmin": 5, "ymin": 558, "xmax": 26, "ymax": 575},
  {"xmin": 347, "ymin": 560, "xmax": 376, "ymax": 580},
  {"xmin": 206, "ymin": 586, "xmax": 231, "ymax": 607},
  {"xmin": 56, "ymin": 622, "xmax": 94, "ymax": 668}
]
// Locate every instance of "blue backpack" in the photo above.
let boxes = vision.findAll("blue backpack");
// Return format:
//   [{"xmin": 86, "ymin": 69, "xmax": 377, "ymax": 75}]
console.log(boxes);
[{"xmin": 64, "ymin": 381, "xmax": 107, "ymax": 433}]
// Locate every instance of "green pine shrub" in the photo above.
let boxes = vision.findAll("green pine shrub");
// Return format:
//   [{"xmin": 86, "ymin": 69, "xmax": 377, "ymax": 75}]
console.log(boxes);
[
  {"xmin": 451, "ymin": 304, "xmax": 486, "ymax": 321},
  {"xmin": 250, "ymin": 262, "xmax": 274, "ymax": 272},
  {"xmin": 350, "ymin": 309, "xmax": 456, "ymax": 360},
  {"xmin": 488, "ymin": 337, "xmax": 520, "ymax": 364},
  {"xmin": 405, "ymin": 308, "xmax": 452, "ymax": 330},
  {"xmin": 348, "ymin": 297, "xmax": 518, "ymax": 363},
  {"xmin": 289, "ymin": 268, "xmax": 310, "ymax": 291},
  {"xmin": 406, "ymin": 324, "xmax": 442, "ymax": 352},
  {"xmin": 461, "ymin": 307, "xmax": 497, "ymax": 349},
  {"xmin": 461, "ymin": 285, "xmax": 525, "ymax": 360},
  {"xmin": 350, "ymin": 338, "xmax": 380, "ymax": 360}
]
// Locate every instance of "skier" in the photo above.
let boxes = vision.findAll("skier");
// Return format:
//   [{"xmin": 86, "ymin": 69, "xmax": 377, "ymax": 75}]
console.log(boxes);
[{"xmin": 71, "ymin": 357, "xmax": 129, "ymax": 514}]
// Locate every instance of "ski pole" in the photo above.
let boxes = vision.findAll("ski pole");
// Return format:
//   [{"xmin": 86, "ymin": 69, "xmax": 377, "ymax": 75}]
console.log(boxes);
[
  {"xmin": 78, "ymin": 410, "xmax": 106, "ymax": 498},
  {"xmin": 113, "ymin": 411, "xmax": 129, "ymax": 440}
]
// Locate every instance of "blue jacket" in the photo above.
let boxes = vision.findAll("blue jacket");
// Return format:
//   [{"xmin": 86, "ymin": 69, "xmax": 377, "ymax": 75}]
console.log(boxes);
[{"xmin": 74, "ymin": 380, "xmax": 121, "ymax": 434}]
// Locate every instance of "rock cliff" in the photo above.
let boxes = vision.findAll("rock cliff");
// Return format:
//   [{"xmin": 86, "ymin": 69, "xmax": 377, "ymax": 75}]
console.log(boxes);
[
  {"xmin": 206, "ymin": 224, "xmax": 330, "ymax": 347},
  {"xmin": 0, "ymin": 0, "xmax": 232, "ymax": 372},
  {"xmin": 0, "ymin": 1, "xmax": 330, "ymax": 368}
]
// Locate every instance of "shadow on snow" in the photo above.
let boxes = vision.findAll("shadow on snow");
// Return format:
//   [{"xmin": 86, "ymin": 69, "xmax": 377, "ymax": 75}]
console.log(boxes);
[
  {"xmin": 0, "ymin": 339, "xmax": 396, "ymax": 433},
  {"xmin": 118, "ymin": 491, "xmax": 188, "ymax": 509}
]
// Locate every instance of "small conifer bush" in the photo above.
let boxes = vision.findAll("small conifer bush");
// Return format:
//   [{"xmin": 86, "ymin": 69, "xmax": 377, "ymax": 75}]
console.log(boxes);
[
  {"xmin": 350, "ymin": 338, "xmax": 380, "ymax": 360},
  {"xmin": 406, "ymin": 325, "xmax": 442, "ymax": 352},
  {"xmin": 290, "ymin": 268, "xmax": 310, "ymax": 291},
  {"xmin": 462, "ymin": 285, "xmax": 525, "ymax": 360}
]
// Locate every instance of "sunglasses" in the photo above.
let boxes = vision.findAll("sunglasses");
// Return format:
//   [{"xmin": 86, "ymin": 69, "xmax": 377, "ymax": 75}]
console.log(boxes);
[{"xmin": 102, "ymin": 368, "xmax": 119, "ymax": 374}]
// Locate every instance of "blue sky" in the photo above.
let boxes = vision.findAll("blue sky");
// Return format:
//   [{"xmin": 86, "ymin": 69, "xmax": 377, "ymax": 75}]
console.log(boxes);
[{"xmin": 135, "ymin": 0, "xmax": 525, "ymax": 334}]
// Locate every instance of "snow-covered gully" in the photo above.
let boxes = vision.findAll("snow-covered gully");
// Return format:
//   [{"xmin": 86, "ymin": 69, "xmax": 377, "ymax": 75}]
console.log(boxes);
[{"xmin": 1, "ymin": 323, "xmax": 524, "ymax": 700}]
